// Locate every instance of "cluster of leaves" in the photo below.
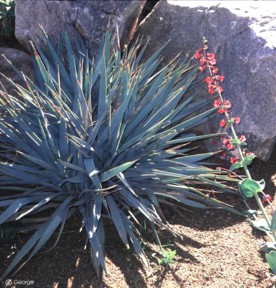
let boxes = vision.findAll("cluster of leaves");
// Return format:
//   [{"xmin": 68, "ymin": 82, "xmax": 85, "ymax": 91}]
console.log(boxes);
[
  {"xmin": 158, "ymin": 247, "xmax": 176, "ymax": 267},
  {"xmin": 0, "ymin": 33, "xmax": 241, "ymax": 279},
  {"xmin": 0, "ymin": 0, "xmax": 15, "ymax": 41}
]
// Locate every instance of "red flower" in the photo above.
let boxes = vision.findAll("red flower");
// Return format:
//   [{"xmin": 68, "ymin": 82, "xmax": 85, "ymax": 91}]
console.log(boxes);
[
  {"xmin": 206, "ymin": 53, "xmax": 217, "ymax": 65},
  {"xmin": 194, "ymin": 52, "xmax": 202, "ymax": 59},
  {"xmin": 214, "ymin": 99, "xmax": 230, "ymax": 114},
  {"xmin": 239, "ymin": 135, "xmax": 246, "ymax": 142},
  {"xmin": 230, "ymin": 157, "xmax": 239, "ymax": 164},
  {"xmin": 226, "ymin": 143, "xmax": 234, "ymax": 150},
  {"xmin": 212, "ymin": 67, "xmax": 218, "ymax": 74},
  {"xmin": 194, "ymin": 48, "xmax": 203, "ymax": 59},
  {"xmin": 213, "ymin": 99, "xmax": 221, "ymax": 107},
  {"xmin": 217, "ymin": 86, "xmax": 224, "ymax": 93},
  {"xmin": 234, "ymin": 117, "xmax": 240, "ymax": 124},
  {"xmin": 216, "ymin": 100, "xmax": 230, "ymax": 114},
  {"xmin": 199, "ymin": 57, "xmax": 207, "ymax": 65},
  {"xmin": 221, "ymin": 137, "xmax": 234, "ymax": 149},
  {"xmin": 208, "ymin": 85, "xmax": 216, "ymax": 94},
  {"xmin": 203, "ymin": 77, "xmax": 213, "ymax": 84},
  {"xmin": 245, "ymin": 152, "xmax": 255, "ymax": 157},
  {"xmin": 218, "ymin": 108, "xmax": 227, "ymax": 114},
  {"xmin": 209, "ymin": 58, "xmax": 217, "ymax": 65},
  {"xmin": 216, "ymin": 75, "xmax": 224, "ymax": 82},
  {"xmin": 224, "ymin": 100, "xmax": 231, "ymax": 108},
  {"xmin": 207, "ymin": 53, "xmax": 215, "ymax": 59},
  {"xmin": 194, "ymin": 48, "xmax": 202, "ymax": 59},
  {"xmin": 222, "ymin": 137, "xmax": 229, "ymax": 145},
  {"xmin": 220, "ymin": 119, "xmax": 227, "ymax": 127},
  {"xmin": 199, "ymin": 65, "xmax": 207, "ymax": 72}
]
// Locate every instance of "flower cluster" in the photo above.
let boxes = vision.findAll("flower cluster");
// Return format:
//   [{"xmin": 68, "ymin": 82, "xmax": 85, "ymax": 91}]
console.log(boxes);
[
  {"xmin": 193, "ymin": 40, "xmax": 255, "ymax": 168},
  {"xmin": 195, "ymin": 48, "xmax": 224, "ymax": 95},
  {"xmin": 221, "ymin": 137, "xmax": 235, "ymax": 151},
  {"xmin": 195, "ymin": 38, "xmax": 275, "ymax": 275},
  {"xmin": 214, "ymin": 99, "xmax": 231, "ymax": 114},
  {"xmin": 194, "ymin": 47, "xmax": 234, "ymax": 129}
]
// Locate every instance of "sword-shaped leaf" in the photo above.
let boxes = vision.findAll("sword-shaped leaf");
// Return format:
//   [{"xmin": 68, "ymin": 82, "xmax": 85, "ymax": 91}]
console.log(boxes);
[
  {"xmin": 0, "ymin": 196, "xmax": 72, "ymax": 280},
  {"xmin": 100, "ymin": 160, "xmax": 137, "ymax": 182},
  {"xmin": 106, "ymin": 196, "xmax": 129, "ymax": 247}
]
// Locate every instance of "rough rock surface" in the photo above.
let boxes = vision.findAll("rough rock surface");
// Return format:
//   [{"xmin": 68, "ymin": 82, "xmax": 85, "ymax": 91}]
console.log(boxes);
[
  {"xmin": 15, "ymin": 0, "xmax": 145, "ymax": 52},
  {"xmin": 0, "ymin": 48, "xmax": 34, "ymax": 95},
  {"xmin": 136, "ymin": 0, "xmax": 276, "ymax": 161}
]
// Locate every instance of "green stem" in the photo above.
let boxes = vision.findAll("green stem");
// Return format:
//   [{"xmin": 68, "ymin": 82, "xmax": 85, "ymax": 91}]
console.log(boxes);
[
  {"xmin": 215, "ymin": 75, "xmax": 273, "ymax": 240},
  {"xmin": 229, "ymin": 123, "xmax": 272, "ymax": 236}
]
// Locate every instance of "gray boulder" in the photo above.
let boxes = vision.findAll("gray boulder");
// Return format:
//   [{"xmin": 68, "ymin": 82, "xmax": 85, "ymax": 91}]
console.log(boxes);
[
  {"xmin": 0, "ymin": 48, "xmax": 34, "ymax": 95},
  {"xmin": 15, "ymin": 0, "xmax": 145, "ymax": 52},
  {"xmin": 136, "ymin": 0, "xmax": 276, "ymax": 161}
]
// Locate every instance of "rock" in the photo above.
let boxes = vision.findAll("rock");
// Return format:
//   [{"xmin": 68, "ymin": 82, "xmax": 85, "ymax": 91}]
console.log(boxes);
[
  {"xmin": 14, "ymin": 0, "xmax": 146, "ymax": 53},
  {"xmin": 0, "ymin": 48, "xmax": 35, "ymax": 95},
  {"xmin": 135, "ymin": 0, "xmax": 276, "ymax": 161}
]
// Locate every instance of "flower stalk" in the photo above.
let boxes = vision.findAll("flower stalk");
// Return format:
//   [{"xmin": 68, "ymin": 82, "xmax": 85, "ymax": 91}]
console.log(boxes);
[{"xmin": 194, "ymin": 37, "xmax": 276, "ymax": 271}]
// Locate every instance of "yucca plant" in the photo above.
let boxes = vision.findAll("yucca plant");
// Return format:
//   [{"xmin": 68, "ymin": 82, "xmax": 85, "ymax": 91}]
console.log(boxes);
[{"xmin": 0, "ymin": 33, "xmax": 241, "ymax": 279}]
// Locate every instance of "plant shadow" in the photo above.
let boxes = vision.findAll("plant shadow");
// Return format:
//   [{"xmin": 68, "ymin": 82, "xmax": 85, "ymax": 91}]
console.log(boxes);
[
  {"xmin": 0, "ymin": 216, "xmax": 149, "ymax": 288},
  {"xmin": 0, "ymin": 196, "xmax": 266, "ymax": 288}
]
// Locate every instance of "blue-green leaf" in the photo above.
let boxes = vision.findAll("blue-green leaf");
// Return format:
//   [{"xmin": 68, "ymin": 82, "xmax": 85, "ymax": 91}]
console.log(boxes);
[
  {"xmin": 238, "ymin": 178, "xmax": 265, "ymax": 198},
  {"xmin": 100, "ymin": 160, "xmax": 137, "ymax": 182},
  {"xmin": 266, "ymin": 251, "xmax": 276, "ymax": 274}
]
